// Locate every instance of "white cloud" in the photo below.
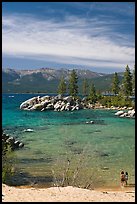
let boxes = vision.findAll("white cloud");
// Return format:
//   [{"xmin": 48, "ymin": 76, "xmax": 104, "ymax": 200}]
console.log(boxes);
[{"xmin": 2, "ymin": 14, "xmax": 135, "ymax": 70}]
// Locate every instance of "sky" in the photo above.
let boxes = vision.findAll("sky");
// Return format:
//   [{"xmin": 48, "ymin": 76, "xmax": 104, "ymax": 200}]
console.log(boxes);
[{"xmin": 2, "ymin": 2, "xmax": 135, "ymax": 73}]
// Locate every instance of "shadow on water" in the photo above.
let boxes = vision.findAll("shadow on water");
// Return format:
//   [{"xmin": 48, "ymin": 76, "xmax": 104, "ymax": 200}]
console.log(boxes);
[
  {"xmin": 5, "ymin": 171, "xmax": 54, "ymax": 188},
  {"xmin": 64, "ymin": 140, "xmax": 77, "ymax": 147},
  {"xmin": 64, "ymin": 139, "xmax": 83, "ymax": 154},
  {"xmin": 83, "ymin": 130, "xmax": 102, "ymax": 134},
  {"xmin": 18, "ymin": 157, "xmax": 53, "ymax": 164},
  {"xmin": 94, "ymin": 150, "xmax": 110, "ymax": 157}
]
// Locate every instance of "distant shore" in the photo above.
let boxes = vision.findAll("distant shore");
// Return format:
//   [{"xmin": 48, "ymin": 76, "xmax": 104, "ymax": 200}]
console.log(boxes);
[{"xmin": 2, "ymin": 184, "xmax": 135, "ymax": 202}]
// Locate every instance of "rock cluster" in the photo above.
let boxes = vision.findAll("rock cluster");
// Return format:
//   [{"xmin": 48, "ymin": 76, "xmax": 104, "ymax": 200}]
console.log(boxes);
[
  {"xmin": 20, "ymin": 95, "xmax": 84, "ymax": 112},
  {"xmin": 19, "ymin": 95, "xmax": 135, "ymax": 113},
  {"xmin": 114, "ymin": 109, "xmax": 135, "ymax": 118},
  {"xmin": 2, "ymin": 130, "xmax": 24, "ymax": 151}
]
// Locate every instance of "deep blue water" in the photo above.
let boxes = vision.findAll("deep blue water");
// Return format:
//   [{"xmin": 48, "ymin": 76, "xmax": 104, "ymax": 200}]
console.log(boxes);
[{"xmin": 2, "ymin": 93, "xmax": 135, "ymax": 189}]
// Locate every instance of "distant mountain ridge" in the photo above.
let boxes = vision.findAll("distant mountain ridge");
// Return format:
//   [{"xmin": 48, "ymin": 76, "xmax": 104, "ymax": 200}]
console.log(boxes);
[
  {"xmin": 2, "ymin": 67, "xmax": 123, "ymax": 93},
  {"xmin": 3, "ymin": 67, "xmax": 105, "ymax": 80}
]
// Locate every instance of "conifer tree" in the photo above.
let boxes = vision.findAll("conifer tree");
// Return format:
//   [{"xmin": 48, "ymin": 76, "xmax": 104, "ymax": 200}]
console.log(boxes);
[
  {"xmin": 57, "ymin": 76, "xmax": 66, "ymax": 95},
  {"xmin": 88, "ymin": 83, "xmax": 97, "ymax": 103},
  {"xmin": 122, "ymin": 65, "xmax": 132, "ymax": 96},
  {"xmin": 68, "ymin": 69, "xmax": 78, "ymax": 97},
  {"xmin": 111, "ymin": 72, "xmax": 120, "ymax": 95}
]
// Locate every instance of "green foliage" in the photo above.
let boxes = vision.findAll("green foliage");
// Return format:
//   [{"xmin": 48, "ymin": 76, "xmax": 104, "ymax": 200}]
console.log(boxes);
[
  {"xmin": 99, "ymin": 96, "xmax": 111, "ymax": 107},
  {"xmin": 98, "ymin": 95, "xmax": 133, "ymax": 108},
  {"xmin": 111, "ymin": 72, "xmax": 120, "ymax": 95},
  {"xmin": 68, "ymin": 69, "xmax": 78, "ymax": 97},
  {"xmin": 96, "ymin": 90, "xmax": 103, "ymax": 101},
  {"xmin": 88, "ymin": 83, "xmax": 97, "ymax": 104},
  {"xmin": 2, "ymin": 144, "xmax": 16, "ymax": 184},
  {"xmin": 122, "ymin": 65, "xmax": 132, "ymax": 96},
  {"xmin": 57, "ymin": 76, "xmax": 66, "ymax": 95}
]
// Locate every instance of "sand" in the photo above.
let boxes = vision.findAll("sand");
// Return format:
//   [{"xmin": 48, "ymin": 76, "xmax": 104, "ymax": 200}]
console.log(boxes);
[{"xmin": 2, "ymin": 184, "xmax": 135, "ymax": 202}]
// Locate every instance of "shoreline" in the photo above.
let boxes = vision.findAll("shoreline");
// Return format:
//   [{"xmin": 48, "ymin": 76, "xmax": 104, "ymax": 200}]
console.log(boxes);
[
  {"xmin": 2, "ymin": 184, "xmax": 135, "ymax": 202},
  {"xmin": 4, "ymin": 183, "xmax": 135, "ymax": 192}
]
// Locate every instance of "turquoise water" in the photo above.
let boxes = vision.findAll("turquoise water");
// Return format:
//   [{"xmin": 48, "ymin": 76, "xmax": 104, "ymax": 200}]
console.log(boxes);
[{"xmin": 2, "ymin": 94, "xmax": 135, "ymax": 189}]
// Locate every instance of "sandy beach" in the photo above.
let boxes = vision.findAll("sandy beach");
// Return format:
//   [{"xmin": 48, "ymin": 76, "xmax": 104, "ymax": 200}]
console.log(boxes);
[{"xmin": 2, "ymin": 184, "xmax": 135, "ymax": 202}]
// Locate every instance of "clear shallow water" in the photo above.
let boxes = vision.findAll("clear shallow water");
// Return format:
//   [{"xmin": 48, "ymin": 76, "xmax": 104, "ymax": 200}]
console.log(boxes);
[{"xmin": 2, "ymin": 94, "xmax": 135, "ymax": 189}]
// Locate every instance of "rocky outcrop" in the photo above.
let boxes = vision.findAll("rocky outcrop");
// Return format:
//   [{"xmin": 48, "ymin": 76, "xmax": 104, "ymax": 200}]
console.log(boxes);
[
  {"xmin": 2, "ymin": 130, "xmax": 24, "ymax": 151},
  {"xmin": 20, "ymin": 95, "xmax": 84, "ymax": 112},
  {"xmin": 20, "ymin": 94, "xmax": 135, "ymax": 114}
]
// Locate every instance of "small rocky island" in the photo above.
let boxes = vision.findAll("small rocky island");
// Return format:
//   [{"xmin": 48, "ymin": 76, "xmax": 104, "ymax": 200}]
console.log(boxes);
[
  {"xmin": 20, "ymin": 95, "xmax": 86, "ymax": 112},
  {"xmin": 20, "ymin": 95, "xmax": 135, "ymax": 119}
]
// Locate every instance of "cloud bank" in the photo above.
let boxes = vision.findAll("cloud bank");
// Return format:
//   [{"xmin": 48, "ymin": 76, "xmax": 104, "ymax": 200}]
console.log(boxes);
[{"xmin": 2, "ymin": 14, "xmax": 135, "ymax": 70}]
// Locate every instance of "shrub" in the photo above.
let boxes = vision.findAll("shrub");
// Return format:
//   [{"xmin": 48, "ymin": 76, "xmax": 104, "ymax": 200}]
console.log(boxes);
[{"xmin": 2, "ymin": 144, "xmax": 16, "ymax": 184}]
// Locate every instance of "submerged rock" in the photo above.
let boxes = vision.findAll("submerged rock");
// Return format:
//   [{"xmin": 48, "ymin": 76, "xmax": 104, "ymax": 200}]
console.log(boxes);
[
  {"xmin": 101, "ymin": 167, "xmax": 109, "ymax": 170},
  {"xmin": 2, "ymin": 130, "xmax": 24, "ymax": 151},
  {"xmin": 18, "ymin": 142, "xmax": 24, "ymax": 148},
  {"xmin": 23, "ymin": 129, "xmax": 34, "ymax": 132},
  {"xmin": 86, "ymin": 121, "xmax": 94, "ymax": 124}
]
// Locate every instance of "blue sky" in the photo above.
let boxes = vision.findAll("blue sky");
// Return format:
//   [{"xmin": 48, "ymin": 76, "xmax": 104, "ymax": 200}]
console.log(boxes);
[{"xmin": 2, "ymin": 2, "xmax": 135, "ymax": 73}]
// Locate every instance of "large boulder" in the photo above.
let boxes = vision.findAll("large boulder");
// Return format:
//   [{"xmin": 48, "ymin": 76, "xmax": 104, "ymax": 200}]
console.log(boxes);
[
  {"xmin": 128, "ymin": 109, "xmax": 135, "ymax": 117},
  {"xmin": 54, "ymin": 94, "xmax": 63, "ymax": 100},
  {"xmin": 18, "ymin": 143, "xmax": 24, "ymax": 148},
  {"xmin": 63, "ymin": 96, "xmax": 73, "ymax": 103},
  {"xmin": 20, "ymin": 97, "xmax": 38, "ymax": 109},
  {"xmin": 120, "ymin": 113, "xmax": 128, "ymax": 117},
  {"xmin": 54, "ymin": 102, "xmax": 61, "ymax": 111},
  {"xmin": 6, "ymin": 137, "xmax": 15, "ymax": 146},
  {"xmin": 45, "ymin": 104, "xmax": 54, "ymax": 110},
  {"xmin": 60, "ymin": 106, "xmax": 65, "ymax": 111},
  {"xmin": 31, "ymin": 103, "xmax": 44, "ymax": 110},
  {"xmin": 14, "ymin": 140, "xmax": 20, "ymax": 149},
  {"xmin": 41, "ymin": 100, "xmax": 51, "ymax": 107},
  {"xmin": 115, "ymin": 111, "xmax": 124, "ymax": 116},
  {"xmin": 40, "ymin": 95, "xmax": 51, "ymax": 101}
]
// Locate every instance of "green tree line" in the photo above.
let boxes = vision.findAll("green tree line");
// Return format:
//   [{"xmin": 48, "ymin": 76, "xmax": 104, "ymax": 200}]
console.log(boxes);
[{"xmin": 57, "ymin": 65, "xmax": 135, "ymax": 107}]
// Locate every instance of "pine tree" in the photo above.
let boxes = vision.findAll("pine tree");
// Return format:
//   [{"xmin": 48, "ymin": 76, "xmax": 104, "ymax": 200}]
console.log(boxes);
[
  {"xmin": 68, "ymin": 69, "xmax": 78, "ymax": 97},
  {"xmin": 57, "ymin": 76, "xmax": 66, "ymax": 95},
  {"xmin": 88, "ymin": 83, "xmax": 97, "ymax": 103},
  {"xmin": 122, "ymin": 65, "xmax": 132, "ymax": 96},
  {"xmin": 82, "ymin": 78, "xmax": 88, "ymax": 96},
  {"xmin": 111, "ymin": 72, "xmax": 120, "ymax": 95}
]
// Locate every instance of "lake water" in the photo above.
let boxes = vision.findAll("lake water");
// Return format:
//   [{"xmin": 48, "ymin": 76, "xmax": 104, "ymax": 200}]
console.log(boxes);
[{"xmin": 2, "ymin": 93, "xmax": 135, "ymax": 189}]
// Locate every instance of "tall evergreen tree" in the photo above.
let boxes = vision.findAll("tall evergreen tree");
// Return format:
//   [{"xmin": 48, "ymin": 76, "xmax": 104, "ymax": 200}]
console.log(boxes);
[
  {"xmin": 111, "ymin": 72, "xmax": 120, "ymax": 95},
  {"xmin": 88, "ymin": 83, "xmax": 97, "ymax": 103},
  {"xmin": 82, "ymin": 78, "xmax": 88, "ymax": 96},
  {"xmin": 122, "ymin": 65, "xmax": 132, "ymax": 96},
  {"xmin": 132, "ymin": 65, "xmax": 135, "ymax": 95},
  {"xmin": 68, "ymin": 69, "xmax": 78, "ymax": 97},
  {"xmin": 57, "ymin": 76, "xmax": 66, "ymax": 95}
]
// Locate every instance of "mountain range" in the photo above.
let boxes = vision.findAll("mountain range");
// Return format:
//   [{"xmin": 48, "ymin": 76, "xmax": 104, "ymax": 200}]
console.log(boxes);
[{"xmin": 2, "ymin": 68, "xmax": 123, "ymax": 93}]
